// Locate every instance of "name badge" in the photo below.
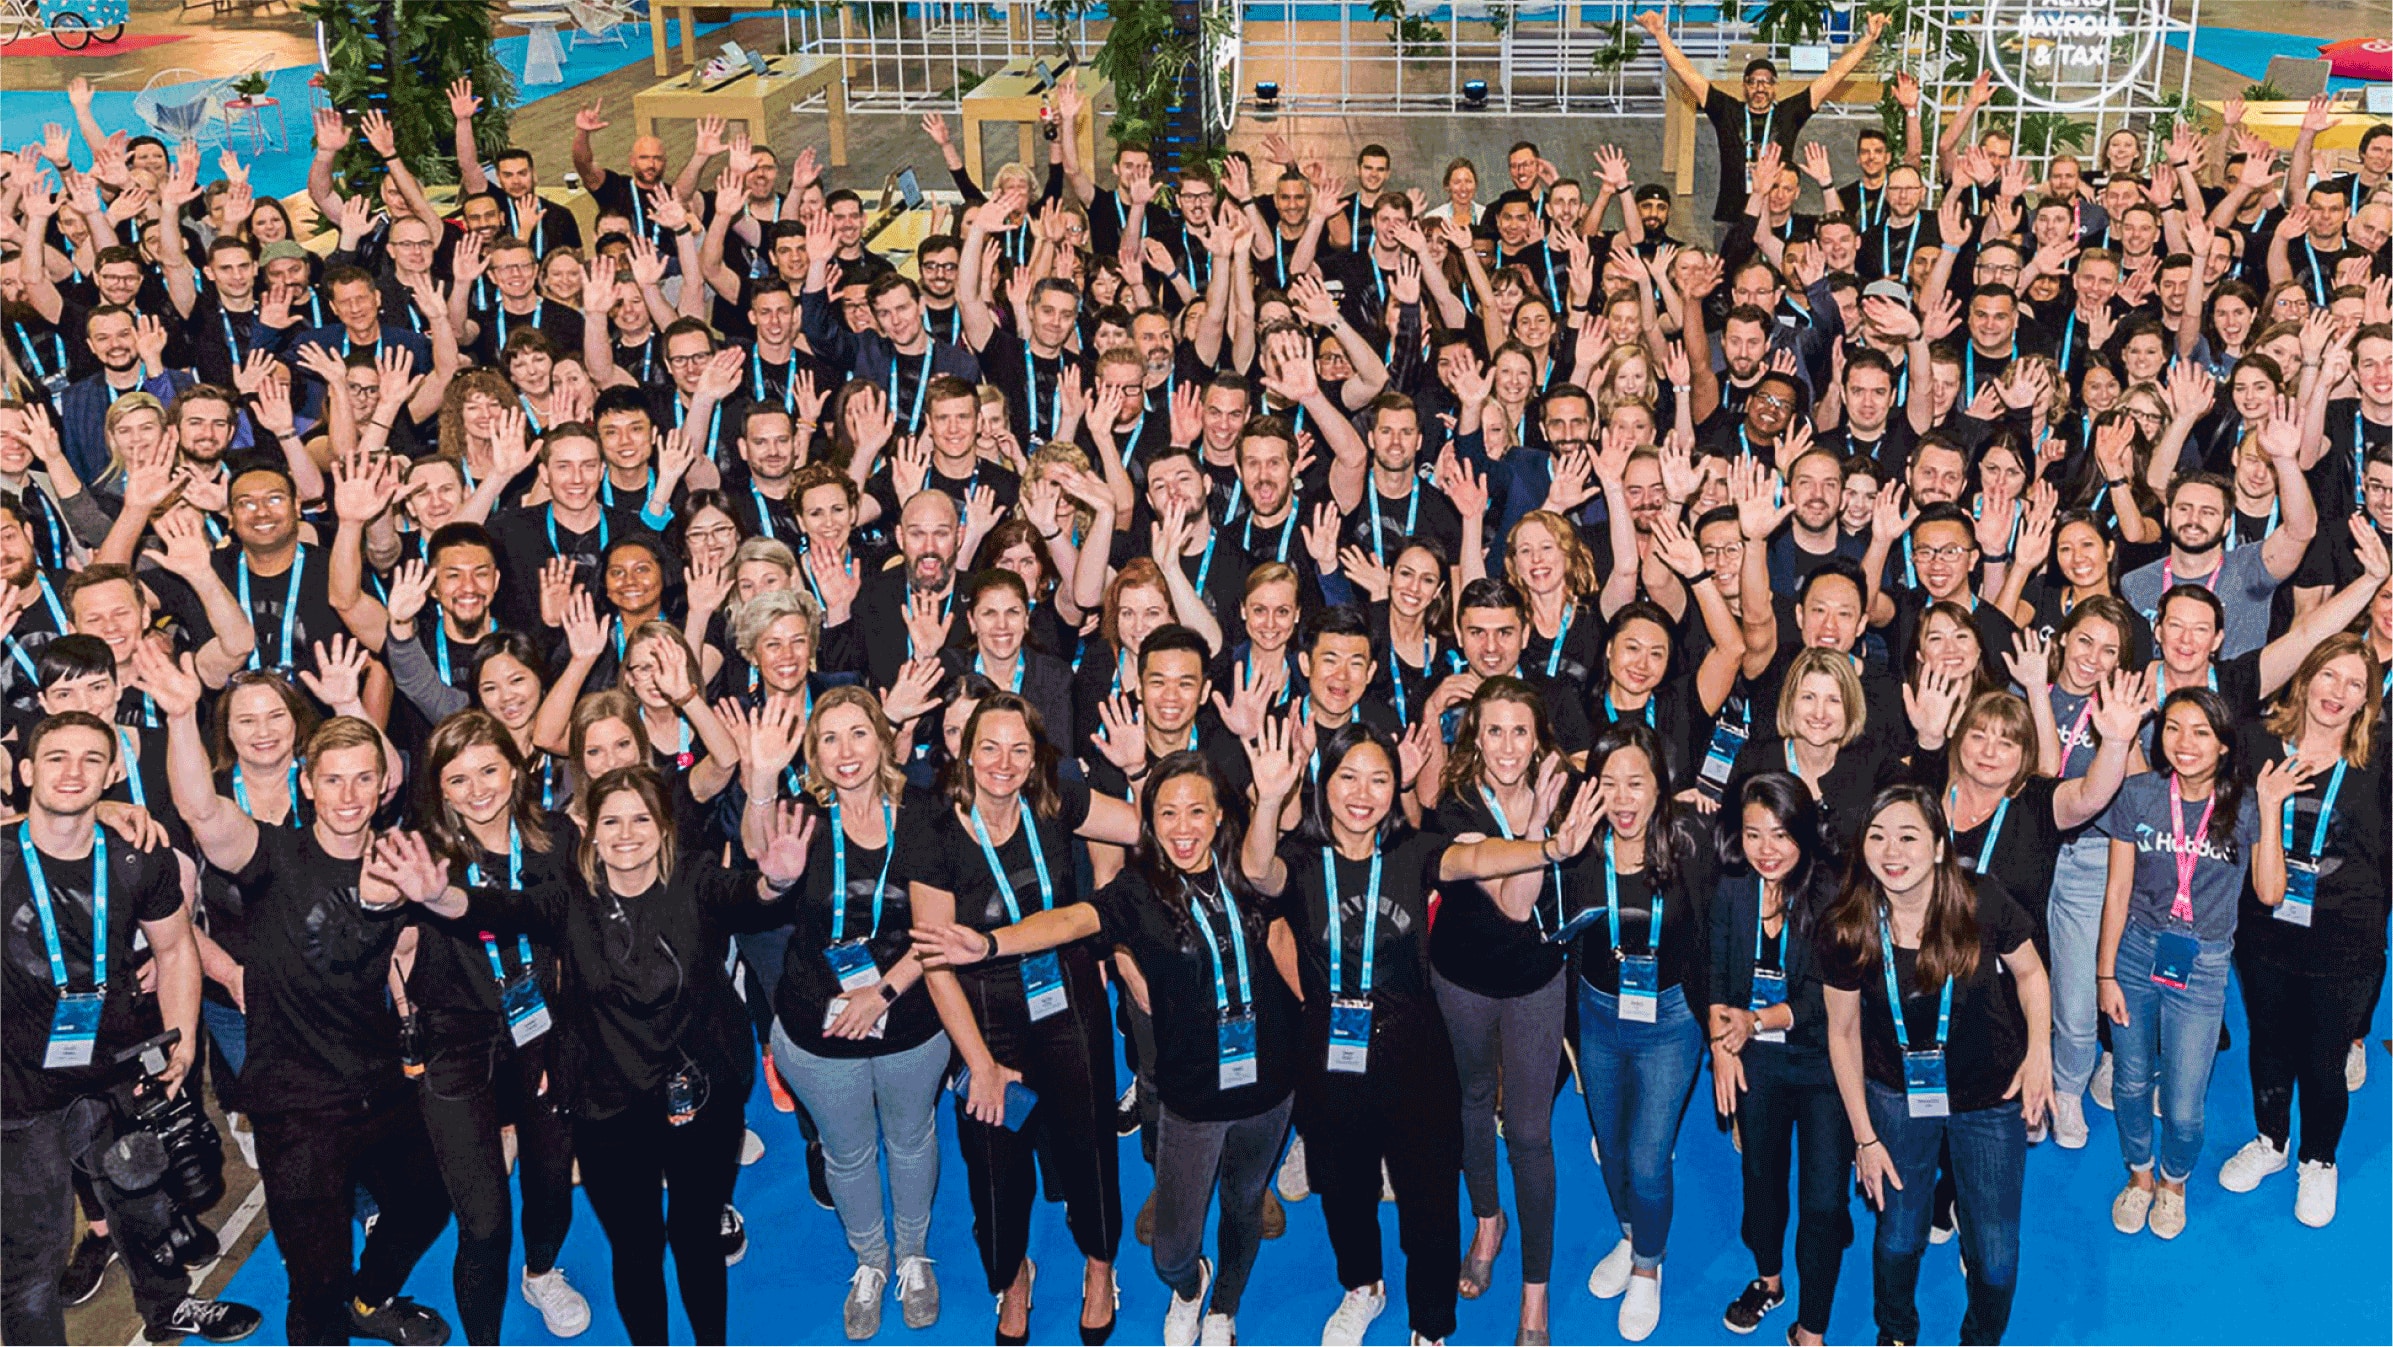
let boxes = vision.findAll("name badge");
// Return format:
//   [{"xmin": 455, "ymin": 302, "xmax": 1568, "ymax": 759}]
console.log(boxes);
[
  {"xmin": 1750, "ymin": 969, "xmax": 1788, "ymax": 1044},
  {"xmin": 2275, "ymin": 860, "xmax": 2317, "ymax": 927},
  {"xmin": 2151, "ymin": 929, "xmax": 2200, "ymax": 990},
  {"xmin": 1697, "ymin": 715, "xmax": 1749, "ymax": 802},
  {"xmin": 1021, "ymin": 950, "xmax": 1068, "ymax": 1021},
  {"xmin": 1218, "ymin": 1010, "xmax": 1258, "ymax": 1089},
  {"xmin": 825, "ymin": 938, "xmax": 882, "ymax": 993},
  {"xmin": 1617, "ymin": 953, "xmax": 1659, "ymax": 1023},
  {"xmin": 500, "ymin": 971, "xmax": 552, "ymax": 1047},
  {"xmin": 1903, "ymin": 1048, "xmax": 1949, "ymax": 1117},
  {"xmin": 45, "ymin": 992, "xmax": 102, "ymax": 1070},
  {"xmin": 823, "ymin": 994, "xmax": 890, "ymax": 1039},
  {"xmin": 1327, "ymin": 996, "xmax": 1372, "ymax": 1074}
]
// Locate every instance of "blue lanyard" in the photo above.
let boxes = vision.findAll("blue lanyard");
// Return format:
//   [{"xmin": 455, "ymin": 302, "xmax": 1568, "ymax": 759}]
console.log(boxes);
[
  {"xmin": 1754, "ymin": 879, "xmax": 1785, "ymax": 971},
  {"xmin": 219, "ymin": 308, "xmax": 246, "ymax": 363},
  {"xmin": 1876, "ymin": 914, "xmax": 1952, "ymax": 1052},
  {"xmin": 2280, "ymin": 750, "xmax": 2346, "ymax": 862},
  {"xmin": 829, "ymin": 796, "xmax": 896, "ymax": 942},
  {"xmin": 1480, "ymin": 784, "xmax": 1562, "ymax": 923},
  {"xmin": 1390, "ymin": 631, "xmax": 1432, "ymax": 726},
  {"xmin": 1545, "ymin": 603, "xmax": 1574, "ymax": 679},
  {"xmin": 751, "ymin": 349, "xmax": 796, "ymax": 410},
  {"xmin": 1242, "ymin": 507, "xmax": 1298, "ymax": 563},
  {"xmin": 1602, "ymin": 691, "xmax": 1654, "ymax": 727},
  {"xmin": 1367, "ymin": 477, "xmax": 1420, "ymax": 565},
  {"xmin": 1962, "ymin": 340, "xmax": 2016, "ymax": 401},
  {"xmin": 1743, "ymin": 105, "xmax": 1775, "ymax": 163},
  {"xmin": 519, "ymin": 394, "xmax": 545, "ymax": 436},
  {"xmin": 19, "ymin": 822, "xmax": 107, "ymax": 992},
  {"xmin": 507, "ymin": 196, "xmax": 545, "ymax": 255},
  {"xmin": 1190, "ymin": 525, "xmax": 1221, "ymax": 597},
  {"xmin": 1023, "ymin": 348, "xmax": 1062, "ymax": 440},
  {"xmin": 2302, "ymin": 239, "xmax": 2331, "ymax": 304},
  {"xmin": 34, "ymin": 574, "xmax": 67, "ymax": 632},
  {"xmin": 544, "ymin": 505, "xmax": 607, "ymax": 555},
  {"xmin": 467, "ymin": 825, "xmax": 535, "ymax": 980},
  {"xmin": 1883, "ymin": 218, "xmax": 1919, "ymax": 277},
  {"xmin": 970, "ymin": 799, "xmax": 1055, "ymax": 921},
  {"xmin": 495, "ymin": 299, "xmax": 542, "ymax": 349},
  {"xmin": 1602, "ymin": 831, "xmax": 1658, "ymax": 955},
  {"xmin": 1322, "ymin": 846, "xmax": 1380, "ymax": 998},
  {"xmin": 1185, "ymin": 876, "xmax": 1253, "ymax": 1014},
  {"xmin": 231, "ymin": 760, "xmax": 299, "ymax": 823},
  {"xmin": 239, "ymin": 545, "xmax": 306, "ymax": 671},
  {"xmin": 12, "ymin": 323, "xmax": 65, "ymax": 380},
  {"xmin": 890, "ymin": 344, "xmax": 935, "ymax": 433},
  {"xmin": 752, "ymin": 487, "xmax": 780, "ymax": 540},
  {"xmin": 975, "ymin": 650, "xmax": 1026, "ymax": 692},
  {"xmin": 903, "ymin": 587, "xmax": 956, "ymax": 660},
  {"xmin": 1949, "ymin": 787, "xmax": 2009, "ymax": 875}
]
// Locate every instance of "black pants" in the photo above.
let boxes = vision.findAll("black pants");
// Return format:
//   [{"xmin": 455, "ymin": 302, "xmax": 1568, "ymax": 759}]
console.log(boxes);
[
  {"xmin": 954, "ymin": 951, "xmax": 1122, "ymax": 1294},
  {"xmin": 2238, "ymin": 954, "xmax": 2373, "ymax": 1163},
  {"xmin": 1737, "ymin": 1048, "xmax": 1853, "ymax": 1336},
  {"xmin": 574, "ymin": 1084, "xmax": 745, "ymax": 1345},
  {"xmin": 1, "ymin": 1097, "xmax": 195, "ymax": 1343},
  {"xmin": 420, "ymin": 1032, "xmax": 576, "ymax": 1344},
  {"xmin": 1294, "ymin": 1007, "xmax": 1463, "ymax": 1342},
  {"xmin": 1120, "ymin": 985, "xmax": 1162, "ymax": 1166},
  {"xmin": 252, "ymin": 1093, "xmax": 455, "ymax": 1345}
]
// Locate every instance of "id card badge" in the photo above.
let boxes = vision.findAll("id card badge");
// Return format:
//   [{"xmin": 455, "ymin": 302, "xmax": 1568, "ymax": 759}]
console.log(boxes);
[
  {"xmin": 500, "ymin": 971, "xmax": 553, "ymax": 1047},
  {"xmin": 2275, "ymin": 861, "xmax": 2317, "ymax": 927},
  {"xmin": 1218, "ymin": 1011, "xmax": 1259, "ymax": 1089},
  {"xmin": 1697, "ymin": 717, "xmax": 1748, "ymax": 803},
  {"xmin": 1327, "ymin": 997, "xmax": 1373, "ymax": 1074},
  {"xmin": 1749, "ymin": 969, "xmax": 1788, "ymax": 1044},
  {"xmin": 824, "ymin": 938, "xmax": 883, "ymax": 993},
  {"xmin": 823, "ymin": 995, "xmax": 890, "ymax": 1039},
  {"xmin": 1020, "ymin": 951, "xmax": 1068, "ymax": 1021},
  {"xmin": 1902, "ymin": 1049, "xmax": 1950, "ymax": 1117},
  {"xmin": 2151, "ymin": 930, "xmax": 2199, "ymax": 989},
  {"xmin": 44, "ymin": 992, "xmax": 102, "ymax": 1069},
  {"xmin": 1617, "ymin": 954, "xmax": 1659, "ymax": 1023}
]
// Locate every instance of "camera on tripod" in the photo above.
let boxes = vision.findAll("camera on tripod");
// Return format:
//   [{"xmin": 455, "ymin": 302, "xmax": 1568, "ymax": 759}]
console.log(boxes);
[{"xmin": 85, "ymin": 1029, "xmax": 226, "ymax": 1276}]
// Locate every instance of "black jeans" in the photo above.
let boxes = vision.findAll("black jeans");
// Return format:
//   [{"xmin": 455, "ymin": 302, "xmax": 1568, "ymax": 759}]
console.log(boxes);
[
  {"xmin": 1150, "ymin": 1095, "xmax": 1292, "ymax": 1318},
  {"xmin": 954, "ymin": 951, "xmax": 1122, "ymax": 1294},
  {"xmin": 1294, "ymin": 1007, "xmax": 1463, "ymax": 1342},
  {"xmin": 1736, "ymin": 1048, "xmax": 1853, "ymax": 1336},
  {"xmin": 1, "ymin": 1097, "xmax": 194, "ymax": 1343},
  {"xmin": 420, "ymin": 1032, "xmax": 576, "ymax": 1344},
  {"xmin": 574, "ymin": 1084, "xmax": 745, "ymax": 1345},
  {"xmin": 2238, "ymin": 954, "xmax": 2373, "ymax": 1163},
  {"xmin": 252, "ymin": 1093, "xmax": 456, "ymax": 1345},
  {"xmin": 1431, "ymin": 968, "xmax": 1564, "ymax": 1283}
]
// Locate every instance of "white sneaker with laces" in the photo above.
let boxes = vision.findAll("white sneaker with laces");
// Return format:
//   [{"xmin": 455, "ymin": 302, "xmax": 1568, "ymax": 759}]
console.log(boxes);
[
  {"xmin": 843, "ymin": 1264, "xmax": 886, "ymax": 1341},
  {"xmin": 1380, "ymin": 1161, "xmax": 1395, "ymax": 1203},
  {"xmin": 227, "ymin": 1112, "xmax": 257, "ymax": 1171},
  {"xmin": 740, "ymin": 1127, "xmax": 766, "ymax": 1165},
  {"xmin": 1619, "ymin": 1270, "xmax": 1663, "ymax": 1343},
  {"xmin": 1586, "ymin": 1236, "xmax": 1636, "ymax": 1299},
  {"xmin": 894, "ymin": 1254, "xmax": 940, "ymax": 1329},
  {"xmin": 1277, "ymin": 1137, "xmax": 1311, "ymax": 1202},
  {"xmin": 2089, "ymin": 1052, "xmax": 2115, "ymax": 1111},
  {"xmin": 2217, "ymin": 1135, "xmax": 2288, "ymax": 1192},
  {"xmin": 2148, "ymin": 1185, "xmax": 2186, "ymax": 1239},
  {"xmin": 522, "ymin": 1267, "xmax": 593, "ymax": 1337},
  {"xmin": 1200, "ymin": 1311, "xmax": 1236, "ymax": 1345},
  {"xmin": 1321, "ymin": 1283, "xmax": 1385, "ymax": 1346},
  {"xmin": 2110, "ymin": 1183, "xmax": 2153, "ymax": 1235},
  {"xmin": 1164, "ymin": 1258, "xmax": 1211, "ymax": 1347},
  {"xmin": 2049, "ymin": 1092, "xmax": 2089, "ymax": 1149},
  {"xmin": 2347, "ymin": 1041, "xmax": 2367, "ymax": 1092},
  {"xmin": 2295, "ymin": 1160, "xmax": 2338, "ymax": 1227}
]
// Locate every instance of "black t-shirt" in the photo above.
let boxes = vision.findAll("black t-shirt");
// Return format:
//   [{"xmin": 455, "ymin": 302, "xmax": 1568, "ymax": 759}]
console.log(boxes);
[
  {"xmin": 1705, "ymin": 85, "xmax": 1815, "ymax": 222},
  {"xmin": 772, "ymin": 789, "xmax": 944, "ymax": 1059},
  {"xmin": 1338, "ymin": 475, "xmax": 1466, "ymax": 583},
  {"xmin": 1565, "ymin": 823, "xmax": 1718, "ymax": 1003},
  {"xmin": 893, "ymin": 778, "xmax": 1098, "ymax": 1021},
  {"xmin": 219, "ymin": 829, "xmax": 411, "ymax": 1114},
  {"xmin": 2236, "ymin": 729, "xmax": 2392, "ymax": 980},
  {"xmin": 1816, "ymin": 878, "xmax": 2034, "ymax": 1115},
  {"xmin": 1280, "ymin": 831, "xmax": 1444, "ymax": 1027},
  {"xmin": 2, "ymin": 831, "xmax": 182, "ymax": 1119},
  {"xmin": 1724, "ymin": 732, "xmax": 1899, "ymax": 859},
  {"xmin": 1096, "ymin": 866, "xmax": 1298, "ymax": 1121},
  {"xmin": 1425, "ymin": 788, "xmax": 1569, "ymax": 997},
  {"xmin": 978, "ymin": 328, "xmax": 1070, "ymax": 447},
  {"xmin": 485, "ymin": 503, "xmax": 647, "ymax": 635},
  {"xmin": 403, "ymin": 829, "xmax": 572, "ymax": 1053},
  {"xmin": 211, "ymin": 544, "xmax": 350, "ymax": 686}
]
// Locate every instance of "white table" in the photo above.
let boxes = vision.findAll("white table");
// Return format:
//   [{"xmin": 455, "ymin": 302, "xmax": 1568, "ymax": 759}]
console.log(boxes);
[{"xmin": 511, "ymin": 7, "xmax": 570, "ymax": 85}]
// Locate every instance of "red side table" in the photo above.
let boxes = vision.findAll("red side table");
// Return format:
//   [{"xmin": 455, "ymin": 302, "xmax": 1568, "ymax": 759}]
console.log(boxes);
[{"xmin": 222, "ymin": 95, "xmax": 287, "ymax": 155}]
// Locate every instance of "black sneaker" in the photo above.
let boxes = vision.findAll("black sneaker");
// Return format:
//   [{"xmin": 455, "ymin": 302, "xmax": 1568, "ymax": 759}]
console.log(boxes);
[
  {"xmin": 721, "ymin": 1203, "xmax": 748, "ymax": 1266},
  {"xmin": 1722, "ymin": 1278, "xmax": 1784, "ymax": 1334},
  {"xmin": 153, "ymin": 1296, "xmax": 264, "ymax": 1343},
  {"xmin": 1114, "ymin": 1079, "xmax": 1141, "ymax": 1137},
  {"xmin": 806, "ymin": 1141, "xmax": 834, "ymax": 1210},
  {"xmin": 348, "ymin": 1295, "xmax": 449, "ymax": 1345},
  {"xmin": 58, "ymin": 1230, "xmax": 116, "ymax": 1306}
]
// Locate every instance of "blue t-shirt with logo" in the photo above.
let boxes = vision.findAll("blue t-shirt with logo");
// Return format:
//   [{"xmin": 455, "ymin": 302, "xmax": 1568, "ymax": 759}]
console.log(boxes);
[{"xmin": 2094, "ymin": 772, "xmax": 2260, "ymax": 943}]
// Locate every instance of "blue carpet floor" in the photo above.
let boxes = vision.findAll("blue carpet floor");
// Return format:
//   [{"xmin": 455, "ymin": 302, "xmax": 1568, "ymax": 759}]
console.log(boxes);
[
  {"xmin": 2165, "ymin": 26, "xmax": 2371, "ymax": 92},
  {"xmin": 213, "ymin": 967, "xmax": 2388, "ymax": 1344}
]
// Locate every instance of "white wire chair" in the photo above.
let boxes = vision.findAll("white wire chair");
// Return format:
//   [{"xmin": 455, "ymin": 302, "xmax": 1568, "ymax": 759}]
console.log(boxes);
[
  {"xmin": 131, "ymin": 68, "xmax": 235, "ymax": 147},
  {"xmin": 563, "ymin": 0, "xmax": 634, "ymax": 49}
]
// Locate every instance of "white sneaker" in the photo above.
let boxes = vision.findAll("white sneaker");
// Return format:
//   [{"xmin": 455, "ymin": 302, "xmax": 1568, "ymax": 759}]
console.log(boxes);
[
  {"xmin": 1321, "ymin": 1282, "xmax": 1386, "ymax": 1346},
  {"xmin": 522, "ymin": 1266, "xmax": 593, "ymax": 1337},
  {"xmin": 741, "ymin": 1126, "xmax": 766, "ymax": 1165},
  {"xmin": 2295, "ymin": 1160, "xmax": 2338, "ymax": 1227},
  {"xmin": 2217, "ymin": 1135, "xmax": 2288, "ymax": 1192},
  {"xmin": 2148, "ymin": 1185, "xmax": 2186, "ymax": 1239},
  {"xmin": 1277, "ymin": 1136, "xmax": 1311, "ymax": 1202},
  {"xmin": 843, "ymin": 1264, "xmax": 887, "ymax": 1340},
  {"xmin": 2049, "ymin": 1092, "xmax": 2089, "ymax": 1150},
  {"xmin": 2110, "ymin": 1182, "xmax": 2153, "ymax": 1235},
  {"xmin": 1618, "ymin": 1270, "xmax": 1662, "ymax": 1343},
  {"xmin": 1586, "ymin": 1236, "xmax": 1635, "ymax": 1299},
  {"xmin": 226, "ymin": 1112, "xmax": 257, "ymax": 1171},
  {"xmin": 2089, "ymin": 1052, "xmax": 2115, "ymax": 1111},
  {"xmin": 894, "ymin": 1254, "xmax": 939, "ymax": 1330},
  {"xmin": 1200, "ymin": 1311, "xmax": 1236, "ymax": 1345},
  {"xmin": 1164, "ymin": 1258, "xmax": 1211, "ymax": 1347},
  {"xmin": 2347, "ymin": 1041, "xmax": 2367, "ymax": 1092},
  {"xmin": 1408, "ymin": 1336, "xmax": 1445, "ymax": 1346},
  {"xmin": 1380, "ymin": 1161, "xmax": 1395, "ymax": 1203},
  {"xmin": 1927, "ymin": 1217, "xmax": 1955, "ymax": 1245}
]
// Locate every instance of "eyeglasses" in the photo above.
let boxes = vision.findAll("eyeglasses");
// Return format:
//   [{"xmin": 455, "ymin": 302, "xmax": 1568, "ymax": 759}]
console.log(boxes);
[
  {"xmin": 1915, "ymin": 544, "xmax": 1974, "ymax": 562},
  {"xmin": 1750, "ymin": 391, "xmax": 1793, "ymax": 411},
  {"xmin": 919, "ymin": 260, "xmax": 959, "ymax": 273},
  {"xmin": 685, "ymin": 523, "xmax": 739, "ymax": 546},
  {"xmin": 664, "ymin": 350, "xmax": 712, "ymax": 368},
  {"xmin": 1700, "ymin": 543, "xmax": 1745, "ymax": 562}
]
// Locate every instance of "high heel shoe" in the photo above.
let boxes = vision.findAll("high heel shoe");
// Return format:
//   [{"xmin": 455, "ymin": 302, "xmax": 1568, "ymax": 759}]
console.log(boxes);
[
  {"xmin": 994, "ymin": 1259, "xmax": 1035, "ymax": 1346},
  {"xmin": 1458, "ymin": 1211, "xmax": 1506, "ymax": 1300},
  {"xmin": 1079, "ymin": 1271, "xmax": 1119, "ymax": 1346}
]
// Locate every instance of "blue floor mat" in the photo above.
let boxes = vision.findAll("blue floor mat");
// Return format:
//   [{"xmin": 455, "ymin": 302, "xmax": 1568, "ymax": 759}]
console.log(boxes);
[
  {"xmin": 2166, "ymin": 26, "xmax": 2370, "ymax": 91},
  {"xmin": 214, "ymin": 966, "xmax": 2389, "ymax": 1344}
]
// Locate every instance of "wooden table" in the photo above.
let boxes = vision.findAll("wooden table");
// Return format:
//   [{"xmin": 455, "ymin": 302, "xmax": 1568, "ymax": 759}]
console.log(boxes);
[
  {"xmin": 2197, "ymin": 99, "xmax": 2388, "ymax": 153},
  {"xmin": 648, "ymin": 1, "xmax": 703, "ymax": 74},
  {"xmin": 632, "ymin": 54, "xmax": 850, "ymax": 166},
  {"xmin": 1661, "ymin": 65, "xmax": 1885, "ymax": 198},
  {"xmin": 960, "ymin": 59, "xmax": 1109, "ymax": 178}
]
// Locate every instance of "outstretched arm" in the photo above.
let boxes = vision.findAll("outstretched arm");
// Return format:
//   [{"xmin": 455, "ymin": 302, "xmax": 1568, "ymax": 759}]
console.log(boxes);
[{"xmin": 1638, "ymin": 11, "xmax": 1711, "ymax": 104}]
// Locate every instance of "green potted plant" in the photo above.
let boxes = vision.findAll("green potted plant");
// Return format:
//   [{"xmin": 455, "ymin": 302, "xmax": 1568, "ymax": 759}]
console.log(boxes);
[{"xmin": 232, "ymin": 70, "xmax": 271, "ymax": 101}]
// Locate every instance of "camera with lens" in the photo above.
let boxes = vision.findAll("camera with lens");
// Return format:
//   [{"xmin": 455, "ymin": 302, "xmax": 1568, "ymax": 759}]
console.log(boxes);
[{"xmin": 83, "ymin": 1030, "xmax": 226, "ymax": 1277}]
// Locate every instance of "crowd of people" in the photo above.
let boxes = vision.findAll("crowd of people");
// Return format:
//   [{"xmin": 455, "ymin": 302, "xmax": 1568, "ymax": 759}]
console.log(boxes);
[{"xmin": 0, "ymin": 18, "xmax": 2388, "ymax": 1346}]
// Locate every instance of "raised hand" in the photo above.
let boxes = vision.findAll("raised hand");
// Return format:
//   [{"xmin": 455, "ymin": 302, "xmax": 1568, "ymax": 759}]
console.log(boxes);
[
  {"xmin": 297, "ymin": 634, "xmax": 373, "ymax": 709},
  {"xmin": 1092, "ymin": 692, "xmax": 1147, "ymax": 775},
  {"xmin": 2002, "ymin": 628, "xmax": 2052, "ymax": 692},
  {"xmin": 755, "ymin": 801, "xmax": 819, "ymax": 892},
  {"xmin": 574, "ymin": 100, "xmax": 609, "ymax": 134},
  {"xmin": 447, "ymin": 78, "xmax": 481, "ymax": 122},
  {"xmin": 2254, "ymin": 755, "xmax": 2316, "ymax": 815},
  {"xmin": 563, "ymin": 589, "xmax": 611, "ymax": 662},
  {"xmin": 128, "ymin": 643, "xmax": 204, "ymax": 720},
  {"xmin": 1242, "ymin": 712, "xmax": 1305, "ymax": 806},
  {"xmin": 2089, "ymin": 667, "xmax": 2154, "ymax": 743},
  {"xmin": 1903, "ymin": 665, "xmax": 1965, "ymax": 741},
  {"xmin": 385, "ymin": 558, "xmax": 434, "ymax": 628}
]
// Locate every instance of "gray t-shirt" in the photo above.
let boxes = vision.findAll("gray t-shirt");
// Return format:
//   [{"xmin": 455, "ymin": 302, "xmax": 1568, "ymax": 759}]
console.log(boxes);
[
  {"xmin": 2094, "ymin": 772, "xmax": 2260, "ymax": 943},
  {"xmin": 2120, "ymin": 544, "xmax": 2280, "ymax": 658}
]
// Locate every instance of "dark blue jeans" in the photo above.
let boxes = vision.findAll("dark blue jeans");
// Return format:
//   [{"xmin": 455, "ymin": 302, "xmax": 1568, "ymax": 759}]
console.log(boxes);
[
  {"xmin": 1865, "ymin": 1082, "xmax": 2025, "ymax": 1345},
  {"xmin": 1576, "ymin": 980, "xmax": 1703, "ymax": 1268},
  {"xmin": 1738, "ymin": 1048, "xmax": 1853, "ymax": 1336}
]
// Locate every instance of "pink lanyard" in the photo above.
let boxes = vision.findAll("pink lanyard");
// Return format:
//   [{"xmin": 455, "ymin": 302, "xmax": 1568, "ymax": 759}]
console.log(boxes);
[
  {"xmin": 2160, "ymin": 557, "xmax": 2218, "ymax": 595},
  {"xmin": 2167, "ymin": 777, "xmax": 2216, "ymax": 924}
]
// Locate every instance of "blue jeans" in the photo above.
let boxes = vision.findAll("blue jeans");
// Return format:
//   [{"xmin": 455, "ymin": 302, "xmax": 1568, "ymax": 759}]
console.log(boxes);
[
  {"xmin": 768, "ymin": 1019, "xmax": 950, "ymax": 1271},
  {"xmin": 2045, "ymin": 834, "xmax": 2108, "ymax": 1098},
  {"xmin": 1866, "ymin": 1084, "xmax": 2024, "ymax": 1345},
  {"xmin": 2111, "ymin": 921, "xmax": 2232, "ymax": 1182},
  {"xmin": 1576, "ymin": 980, "xmax": 1702, "ymax": 1269},
  {"xmin": 203, "ymin": 997, "xmax": 246, "ymax": 1075}
]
